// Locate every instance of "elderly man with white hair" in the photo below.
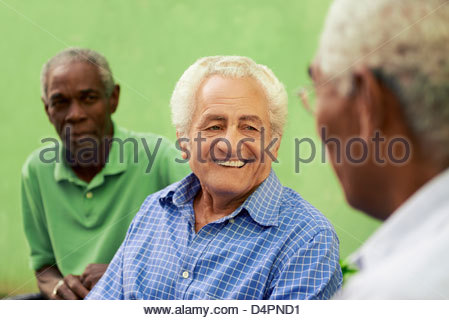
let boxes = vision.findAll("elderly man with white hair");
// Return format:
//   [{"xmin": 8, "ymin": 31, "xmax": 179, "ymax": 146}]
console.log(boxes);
[
  {"xmin": 87, "ymin": 56, "xmax": 342, "ymax": 300},
  {"xmin": 306, "ymin": 0, "xmax": 449, "ymax": 298}
]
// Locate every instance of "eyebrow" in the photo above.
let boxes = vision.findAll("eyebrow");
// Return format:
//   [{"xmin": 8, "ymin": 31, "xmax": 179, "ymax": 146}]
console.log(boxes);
[
  {"xmin": 49, "ymin": 89, "xmax": 100, "ymax": 100},
  {"xmin": 239, "ymin": 115, "xmax": 263, "ymax": 125},
  {"xmin": 197, "ymin": 115, "xmax": 226, "ymax": 127},
  {"xmin": 197, "ymin": 114, "xmax": 263, "ymax": 127},
  {"xmin": 79, "ymin": 89, "xmax": 100, "ymax": 95},
  {"xmin": 49, "ymin": 93, "xmax": 66, "ymax": 101}
]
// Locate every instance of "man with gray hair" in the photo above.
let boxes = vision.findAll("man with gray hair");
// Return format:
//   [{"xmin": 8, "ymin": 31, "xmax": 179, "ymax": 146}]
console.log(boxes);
[
  {"xmin": 87, "ymin": 56, "xmax": 342, "ymax": 300},
  {"xmin": 306, "ymin": 0, "xmax": 449, "ymax": 298},
  {"xmin": 21, "ymin": 48, "xmax": 189, "ymax": 299}
]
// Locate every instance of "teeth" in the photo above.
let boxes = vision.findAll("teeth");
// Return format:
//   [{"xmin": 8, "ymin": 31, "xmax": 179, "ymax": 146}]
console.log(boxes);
[{"xmin": 216, "ymin": 160, "xmax": 245, "ymax": 168}]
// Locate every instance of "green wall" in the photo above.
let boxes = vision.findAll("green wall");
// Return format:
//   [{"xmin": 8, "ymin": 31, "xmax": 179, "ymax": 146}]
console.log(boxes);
[{"xmin": 0, "ymin": 0, "xmax": 379, "ymax": 295}]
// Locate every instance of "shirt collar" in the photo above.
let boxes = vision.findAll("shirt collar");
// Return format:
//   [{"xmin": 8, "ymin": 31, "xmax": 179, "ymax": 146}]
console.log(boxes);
[
  {"xmin": 160, "ymin": 169, "xmax": 282, "ymax": 227},
  {"xmin": 350, "ymin": 167, "xmax": 449, "ymax": 270},
  {"xmin": 54, "ymin": 122, "xmax": 128, "ymax": 186}
]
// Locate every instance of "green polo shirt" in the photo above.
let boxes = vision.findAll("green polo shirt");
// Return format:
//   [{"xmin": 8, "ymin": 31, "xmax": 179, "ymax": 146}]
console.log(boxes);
[{"xmin": 21, "ymin": 125, "xmax": 190, "ymax": 276}]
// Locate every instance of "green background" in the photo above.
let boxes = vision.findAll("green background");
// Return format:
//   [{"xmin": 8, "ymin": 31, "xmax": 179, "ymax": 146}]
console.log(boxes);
[{"xmin": 0, "ymin": 0, "xmax": 379, "ymax": 296}]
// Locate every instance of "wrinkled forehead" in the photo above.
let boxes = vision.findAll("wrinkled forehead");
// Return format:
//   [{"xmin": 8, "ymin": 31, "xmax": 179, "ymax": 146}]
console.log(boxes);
[
  {"xmin": 194, "ymin": 75, "xmax": 270, "ymax": 118},
  {"xmin": 47, "ymin": 61, "xmax": 104, "ymax": 95},
  {"xmin": 198, "ymin": 75, "xmax": 267, "ymax": 105}
]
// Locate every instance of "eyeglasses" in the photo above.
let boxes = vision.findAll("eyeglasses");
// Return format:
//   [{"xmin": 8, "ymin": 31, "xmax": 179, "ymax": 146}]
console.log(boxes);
[{"xmin": 296, "ymin": 84, "xmax": 317, "ymax": 115}]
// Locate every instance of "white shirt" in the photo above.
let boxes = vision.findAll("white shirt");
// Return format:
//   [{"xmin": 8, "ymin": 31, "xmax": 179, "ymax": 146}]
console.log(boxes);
[{"xmin": 336, "ymin": 168, "xmax": 449, "ymax": 299}]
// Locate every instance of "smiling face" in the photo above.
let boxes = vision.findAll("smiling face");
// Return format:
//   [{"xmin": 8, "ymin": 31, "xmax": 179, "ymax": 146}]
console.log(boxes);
[
  {"xmin": 185, "ymin": 75, "xmax": 280, "ymax": 200},
  {"xmin": 43, "ymin": 61, "xmax": 119, "ymax": 156}
]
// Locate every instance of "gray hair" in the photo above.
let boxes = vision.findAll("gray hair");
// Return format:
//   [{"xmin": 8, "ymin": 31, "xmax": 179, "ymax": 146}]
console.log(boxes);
[
  {"xmin": 318, "ymin": 0, "xmax": 449, "ymax": 162},
  {"xmin": 41, "ymin": 48, "xmax": 115, "ymax": 99},
  {"xmin": 170, "ymin": 56, "xmax": 288, "ymax": 138}
]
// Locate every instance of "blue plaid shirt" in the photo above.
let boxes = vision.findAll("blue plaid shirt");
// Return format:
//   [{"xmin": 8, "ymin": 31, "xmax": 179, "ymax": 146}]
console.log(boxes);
[{"xmin": 87, "ymin": 170, "xmax": 342, "ymax": 300}]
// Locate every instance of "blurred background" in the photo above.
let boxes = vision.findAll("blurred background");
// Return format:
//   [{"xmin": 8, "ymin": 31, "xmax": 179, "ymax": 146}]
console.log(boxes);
[{"xmin": 0, "ymin": 0, "xmax": 379, "ymax": 296}]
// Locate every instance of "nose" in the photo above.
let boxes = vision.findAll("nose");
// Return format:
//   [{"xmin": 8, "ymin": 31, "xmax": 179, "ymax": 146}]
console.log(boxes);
[
  {"xmin": 66, "ymin": 100, "xmax": 87, "ymax": 123},
  {"xmin": 214, "ymin": 127, "xmax": 241, "ymax": 159}
]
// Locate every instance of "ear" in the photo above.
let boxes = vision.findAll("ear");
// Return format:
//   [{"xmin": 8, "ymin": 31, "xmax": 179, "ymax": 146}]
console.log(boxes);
[
  {"xmin": 353, "ymin": 67, "xmax": 385, "ymax": 140},
  {"xmin": 176, "ymin": 131, "xmax": 190, "ymax": 160},
  {"xmin": 176, "ymin": 131, "xmax": 182, "ymax": 142},
  {"xmin": 272, "ymin": 134, "xmax": 282, "ymax": 158},
  {"xmin": 108, "ymin": 85, "xmax": 120, "ymax": 114}
]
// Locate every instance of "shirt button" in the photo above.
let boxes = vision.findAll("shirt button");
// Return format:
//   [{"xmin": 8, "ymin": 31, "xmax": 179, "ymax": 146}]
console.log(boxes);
[
  {"xmin": 182, "ymin": 271, "xmax": 189, "ymax": 279},
  {"xmin": 229, "ymin": 218, "xmax": 235, "ymax": 224},
  {"xmin": 86, "ymin": 192, "xmax": 93, "ymax": 199}
]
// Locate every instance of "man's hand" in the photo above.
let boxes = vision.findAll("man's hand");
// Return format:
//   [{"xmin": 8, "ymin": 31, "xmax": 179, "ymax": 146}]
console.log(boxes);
[
  {"xmin": 36, "ymin": 266, "xmax": 88, "ymax": 300},
  {"xmin": 53, "ymin": 275, "xmax": 90, "ymax": 300},
  {"xmin": 80, "ymin": 263, "xmax": 108, "ymax": 290}
]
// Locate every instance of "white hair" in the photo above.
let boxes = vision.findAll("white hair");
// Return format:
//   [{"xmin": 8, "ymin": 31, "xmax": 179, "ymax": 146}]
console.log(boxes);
[
  {"xmin": 318, "ymin": 0, "xmax": 449, "ymax": 162},
  {"xmin": 41, "ymin": 48, "xmax": 115, "ymax": 100},
  {"xmin": 170, "ymin": 56, "xmax": 288, "ymax": 138}
]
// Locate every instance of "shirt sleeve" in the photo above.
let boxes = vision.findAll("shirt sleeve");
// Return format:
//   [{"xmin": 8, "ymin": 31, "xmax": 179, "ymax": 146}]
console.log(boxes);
[
  {"xmin": 21, "ymin": 163, "xmax": 56, "ymax": 271},
  {"xmin": 86, "ymin": 241, "xmax": 125, "ymax": 300},
  {"xmin": 268, "ymin": 229, "xmax": 343, "ymax": 300}
]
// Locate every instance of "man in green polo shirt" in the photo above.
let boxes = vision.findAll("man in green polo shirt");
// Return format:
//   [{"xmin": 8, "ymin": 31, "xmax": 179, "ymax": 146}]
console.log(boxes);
[{"xmin": 21, "ymin": 48, "xmax": 189, "ymax": 299}]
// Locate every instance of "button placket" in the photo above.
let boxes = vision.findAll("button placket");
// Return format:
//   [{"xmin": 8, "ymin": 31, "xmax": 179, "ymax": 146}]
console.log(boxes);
[
  {"xmin": 177, "ymin": 226, "xmax": 212, "ymax": 298},
  {"xmin": 180, "ymin": 223, "xmax": 228, "ymax": 299}
]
